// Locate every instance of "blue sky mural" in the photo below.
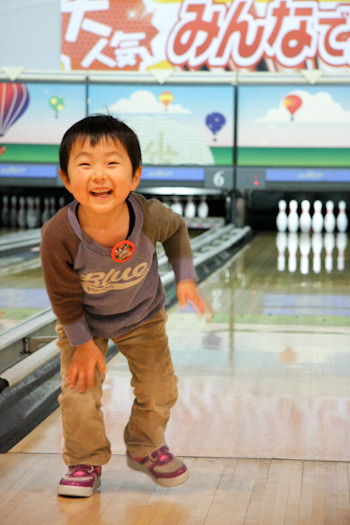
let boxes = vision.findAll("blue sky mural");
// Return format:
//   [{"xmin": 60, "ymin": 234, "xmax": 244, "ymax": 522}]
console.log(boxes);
[
  {"xmin": 1, "ymin": 82, "xmax": 86, "ymax": 145},
  {"xmin": 238, "ymin": 85, "xmax": 350, "ymax": 148},
  {"xmin": 88, "ymin": 84, "xmax": 234, "ymax": 165}
]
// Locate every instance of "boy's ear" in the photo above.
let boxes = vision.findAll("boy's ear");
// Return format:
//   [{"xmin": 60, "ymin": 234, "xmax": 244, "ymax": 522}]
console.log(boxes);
[
  {"xmin": 59, "ymin": 169, "xmax": 72, "ymax": 192},
  {"xmin": 131, "ymin": 166, "xmax": 142, "ymax": 190}
]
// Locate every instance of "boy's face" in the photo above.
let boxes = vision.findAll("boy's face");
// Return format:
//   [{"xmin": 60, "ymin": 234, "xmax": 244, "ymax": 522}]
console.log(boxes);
[{"xmin": 59, "ymin": 137, "xmax": 141, "ymax": 216}]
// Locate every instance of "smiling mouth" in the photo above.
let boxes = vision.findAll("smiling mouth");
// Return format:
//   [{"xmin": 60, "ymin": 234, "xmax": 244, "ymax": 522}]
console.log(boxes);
[{"xmin": 91, "ymin": 189, "xmax": 112, "ymax": 197}]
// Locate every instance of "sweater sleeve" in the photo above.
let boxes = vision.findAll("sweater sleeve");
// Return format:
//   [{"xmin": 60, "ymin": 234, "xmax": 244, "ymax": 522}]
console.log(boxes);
[
  {"xmin": 40, "ymin": 208, "xmax": 93, "ymax": 346},
  {"xmin": 133, "ymin": 193, "xmax": 197, "ymax": 283}
]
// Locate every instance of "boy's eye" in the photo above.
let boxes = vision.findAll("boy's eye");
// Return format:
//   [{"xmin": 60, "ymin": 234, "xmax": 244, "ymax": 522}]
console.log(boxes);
[
  {"xmin": 108, "ymin": 161, "xmax": 118, "ymax": 166},
  {"xmin": 79, "ymin": 163, "xmax": 90, "ymax": 167}
]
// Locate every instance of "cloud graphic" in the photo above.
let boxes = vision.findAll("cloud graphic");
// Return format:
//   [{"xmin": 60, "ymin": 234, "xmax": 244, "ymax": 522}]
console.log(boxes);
[
  {"xmin": 257, "ymin": 90, "xmax": 350, "ymax": 123},
  {"xmin": 105, "ymin": 90, "xmax": 190, "ymax": 114}
]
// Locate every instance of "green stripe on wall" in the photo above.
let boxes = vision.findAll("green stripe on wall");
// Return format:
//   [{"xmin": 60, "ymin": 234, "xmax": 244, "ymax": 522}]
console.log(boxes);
[{"xmin": 237, "ymin": 148, "xmax": 350, "ymax": 167}]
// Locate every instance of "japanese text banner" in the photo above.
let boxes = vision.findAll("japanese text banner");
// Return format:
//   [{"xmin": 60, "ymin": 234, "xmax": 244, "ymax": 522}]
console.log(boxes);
[{"xmin": 61, "ymin": 0, "xmax": 350, "ymax": 72}]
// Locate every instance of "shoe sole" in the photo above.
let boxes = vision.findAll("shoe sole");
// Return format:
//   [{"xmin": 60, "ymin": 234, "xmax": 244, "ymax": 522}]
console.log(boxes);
[
  {"xmin": 57, "ymin": 478, "xmax": 101, "ymax": 498},
  {"xmin": 127, "ymin": 456, "xmax": 190, "ymax": 487}
]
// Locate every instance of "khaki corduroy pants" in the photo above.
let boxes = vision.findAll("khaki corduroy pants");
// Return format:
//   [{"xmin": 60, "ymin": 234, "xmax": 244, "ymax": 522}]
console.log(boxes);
[{"xmin": 56, "ymin": 307, "xmax": 178, "ymax": 466}]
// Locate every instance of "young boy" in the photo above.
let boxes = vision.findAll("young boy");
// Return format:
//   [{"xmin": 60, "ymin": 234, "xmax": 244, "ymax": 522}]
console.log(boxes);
[{"xmin": 41, "ymin": 114, "xmax": 205, "ymax": 497}]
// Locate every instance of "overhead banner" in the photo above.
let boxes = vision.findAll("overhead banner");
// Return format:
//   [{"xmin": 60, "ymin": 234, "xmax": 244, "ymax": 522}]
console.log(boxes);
[{"xmin": 61, "ymin": 0, "xmax": 350, "ymax": 72}]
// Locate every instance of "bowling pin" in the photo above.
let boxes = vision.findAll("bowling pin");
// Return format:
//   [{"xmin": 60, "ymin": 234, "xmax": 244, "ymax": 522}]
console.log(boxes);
[
  {"xmin": 1, "ymin": 195, "xmax": 10, "ymax": 227},
  {"xmin": 299, "ymin": 233, "xmax": 311, "ymax": 275},
  {"xmin": 287, "ymin": 232, "xmax": 298, "ymax": 272},
  {"xmin": 49, "ymin": 197, "xmax": 56, "ymax": 219},
  {"xmin": 299, "ymin": 200, "xmax": 312, "ymax": 233},
  {"xmin": 311, "ymin": 200, "xmax": 323, "ymax": 234},
  {"xmin": 336, "ymin": 201, "xmax": 348, "ymax": 233},
  {"xmin": 10, "ymin": 195, "xmax": 17, "ymax": 228},
  {"xmin": 276, "ymin": 199, "xmax": 288, "ymax": 232},
  {"xmin": 171, "ymin": 197, "xmax": 183, "ymax": 216},
  {"xmin": 287, "ymin": 200, "xmax": 299, "ymax": 233},
  {"xmin": 276, "ymin": 232, "xmax": 287, "ymax": 271},
  {"xmin": 26, "ymin": 197, "xmax": 38, "ymax": 228},
  {"xmin": 198, "ymin": 196, "xmax": 209, "ymax": 219},
  {"xmin": 41, "ymin": 197, "xmax": 50, "ymax": 224},
  {"xmin": 34, "ymin": 196, "xmax": 41, "ymax": 227},
  {"xmin": 324, "ymin": 232, "xmax": 335, "ymax": 273},
  {"xmin": 336, "ymin": 232, "xmax": 347, "ymax": 271},
  {"xmin": 184, "ymin": 196, "xmax": 196, "ymax": 219},
  {"xmin": 324, "ymin": 200, "xmax": 336, "ymax": 233},
  {"xmin": 17, "ymin": 196, "xmax": 26, "ymax": 229},
  {"xmin": 311, "ymin": 233, "xmax": 322, "ymax": 274},
  {"xmin": 59, "ymin": 196, "xmax": 66, "ymax": 209}
]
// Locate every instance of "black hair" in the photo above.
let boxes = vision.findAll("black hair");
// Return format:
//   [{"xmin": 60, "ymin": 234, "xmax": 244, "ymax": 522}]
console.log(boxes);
[{"xmin": 59, "ymin": 114, "xmax": 142, "ymax": 177}]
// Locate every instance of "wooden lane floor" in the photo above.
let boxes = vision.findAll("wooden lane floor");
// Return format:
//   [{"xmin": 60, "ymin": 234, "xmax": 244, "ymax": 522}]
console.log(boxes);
[
  {"xmin": 1, "ymin": 231, "xmax": 350, "ymax": 524},
  {"xmin": 0, "ymin": 266, "xmax": 50, "ymax": 333},
  {"xmin": 0, "ymin": 227, "xmax": 48, "ymax": 332}
]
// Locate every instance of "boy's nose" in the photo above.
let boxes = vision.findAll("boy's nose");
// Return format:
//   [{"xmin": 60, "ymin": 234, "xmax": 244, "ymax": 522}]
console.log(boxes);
[{"xmin": 92, "ymin": 169, "xmax": 106, "ymax": 181}]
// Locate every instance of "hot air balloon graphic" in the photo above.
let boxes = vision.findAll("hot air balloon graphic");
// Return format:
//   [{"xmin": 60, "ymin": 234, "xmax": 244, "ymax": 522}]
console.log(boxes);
[
  {"xmin": 159, "ymin": 91, "xmax": 174, "ymax": 111},
  {"xmin": 49, "ymin": 95, "xmax": 65, "ymax": 118},
  {"xmin": 205, "ymin": 112, "xmax": 226, "ymax": 141},
  {"xmin": 0, "ymin": 83, "xmax": 30, "ymax": 138},
  {"xmin": 283, "ymin": 94, "xmax": 302, "ymax": 121}
]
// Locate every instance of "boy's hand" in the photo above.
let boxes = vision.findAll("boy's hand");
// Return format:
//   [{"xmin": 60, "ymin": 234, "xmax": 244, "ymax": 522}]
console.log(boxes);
[
  {"xmin": 67, "ymin": 340, "xmax": 106, "ymax": 392},
  {"xmin": 176, "ymin": 280, "xmax": 213, "ymax": 318}
]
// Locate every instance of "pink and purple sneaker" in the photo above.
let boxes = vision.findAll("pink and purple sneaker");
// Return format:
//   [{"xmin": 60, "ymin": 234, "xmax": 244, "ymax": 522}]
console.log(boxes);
[
  {"xmin": 57, "ymin": 464, "xmax": 101, "ymax": 497},
  {"xmin": 127, "ymin": 445, "xmax": 189, "ymax": 487}
]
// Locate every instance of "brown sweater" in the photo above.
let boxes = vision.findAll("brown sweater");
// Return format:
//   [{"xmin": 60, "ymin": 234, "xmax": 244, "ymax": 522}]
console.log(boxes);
[{"xmin": 41, "ymin": 192, "xmax": 196, "ymax": 346}]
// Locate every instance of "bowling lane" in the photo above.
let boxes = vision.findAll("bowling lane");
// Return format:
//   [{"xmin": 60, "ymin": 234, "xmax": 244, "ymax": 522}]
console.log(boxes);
[
  {"xmin": 166, "ymin": 230, "xmax": 350, "ymax": 460},
  {"xmin": 0, "ymin": 266, "xmax": 50, "ymax": 333},
  {"xmin": 11, "ymin": 231, "xmax": 350, "ymax": 462},
  {"xmin": 0, "ymin": 225, "xmax": 49, "ymax": 333}
]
